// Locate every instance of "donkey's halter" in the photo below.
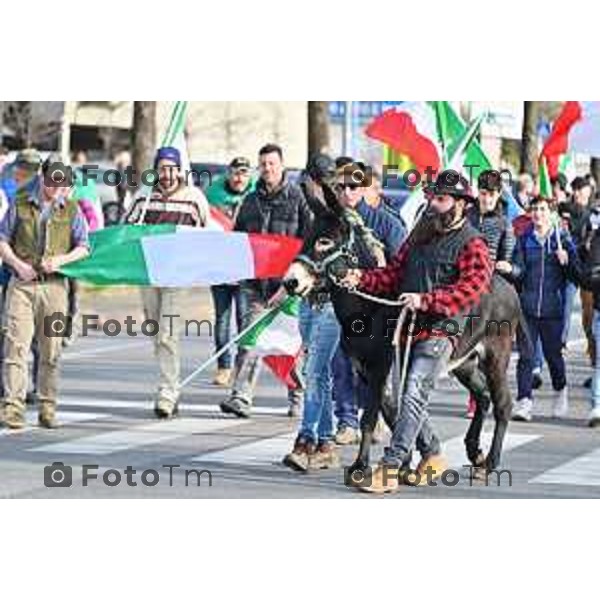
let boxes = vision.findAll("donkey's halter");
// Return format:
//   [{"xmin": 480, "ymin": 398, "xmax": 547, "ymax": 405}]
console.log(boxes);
[{"xmin": 296, "ymin": 227, "xmax": 358, "ymax": 278}]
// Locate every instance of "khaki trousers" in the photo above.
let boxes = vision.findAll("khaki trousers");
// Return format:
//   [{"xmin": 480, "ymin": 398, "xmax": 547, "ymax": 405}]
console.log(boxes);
[
  {"xmin": 140, "ymin": 287, "xmax": 184, "ymax": 403},
  {"xmin": 2, "ymin": 278, "xmax": 68, "ymax": 411}
]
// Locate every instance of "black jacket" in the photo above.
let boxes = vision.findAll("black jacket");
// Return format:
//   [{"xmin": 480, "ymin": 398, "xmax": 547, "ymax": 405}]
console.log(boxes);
[
  {"xmin": 466, "ymin": 205, "xmax": 515, "ymax": 264},
  {"xmin": 234, "ymin": 174, "xmax": 313, "ymax": 299},
  {"xmin": 558, "ymin": 201, "xmax": 590, "ymax": 248}
]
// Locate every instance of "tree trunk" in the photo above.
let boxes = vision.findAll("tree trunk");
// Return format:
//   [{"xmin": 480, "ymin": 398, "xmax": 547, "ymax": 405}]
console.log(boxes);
[
  {"xmin": 520, "ymin": 101, "xmax": 540, "ymax": 175},
  {"xmin": 307, "ymin": 101, "xmax": 330, "ymax": 158},
  {"xmin": 591, "ymin": 158, "xmax": 600, "ymax": 195},
  {"xmin": 132, "ymin": 101, "xmax": 157, "ymax": 191}
]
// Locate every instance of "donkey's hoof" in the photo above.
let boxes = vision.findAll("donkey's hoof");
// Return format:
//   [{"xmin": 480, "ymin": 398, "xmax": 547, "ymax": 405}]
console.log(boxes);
[
  {"xmin": 467, "ymin": 451, "xmax": 485, "ymax": 468},
  {"xmin": 471, "ymin": 451, "xmax": 486, "ymax": 467},
  {"xmin": 471, "ymin": 466, "xmax": 488, "ymax": 481}
]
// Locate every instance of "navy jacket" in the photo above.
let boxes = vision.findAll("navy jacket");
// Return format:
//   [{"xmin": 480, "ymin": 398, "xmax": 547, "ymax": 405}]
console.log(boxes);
[
  {"xmin": 512, "ymin": 225, "xmax": 582, "ymax": 319},
  {"xmin": 356, "ymin": 199, "xmax": 406, "ymax": 261}
]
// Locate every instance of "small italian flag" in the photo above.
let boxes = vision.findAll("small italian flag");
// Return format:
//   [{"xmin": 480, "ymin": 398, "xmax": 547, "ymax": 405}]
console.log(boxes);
[
  {"xmin": 59, "ymin": 224, "xmax": 302, "ymax": 287},
  {"xmin": 238, "ymin": 296, "xmax": 303, "ymax": 388}
]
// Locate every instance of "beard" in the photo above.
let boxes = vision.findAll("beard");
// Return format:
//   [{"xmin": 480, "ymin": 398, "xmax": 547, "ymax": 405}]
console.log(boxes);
[{"xmin": 408, "ymin": 204, "xmax": 462, "ymax": 246}]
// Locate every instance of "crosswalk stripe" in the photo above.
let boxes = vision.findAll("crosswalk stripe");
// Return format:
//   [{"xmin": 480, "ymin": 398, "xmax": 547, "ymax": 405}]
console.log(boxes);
[
  {"xmin": 28, "ymin": 417, "xmax": 241, "ymax": 455},
  {"xmin": 191, "ymin": 433, "xmax": 297, "ymax": 467},
  {"xmin": 191, "ymin": 431, "xmax": 541, "ymax": 470},
  {"xmin": 58, "ymin": 397, "xmax": 289, "ymax": 416},
  {"xmin": 0, "ymin": 411, "xmax": 109, "ymax": 437},
  {"xmin": 530, "ymin": 448, "xmax": 600, "ymax": 487},
  {"xmin": 440, "ymin": 432, "xmax": 541, "ymax": 470}
]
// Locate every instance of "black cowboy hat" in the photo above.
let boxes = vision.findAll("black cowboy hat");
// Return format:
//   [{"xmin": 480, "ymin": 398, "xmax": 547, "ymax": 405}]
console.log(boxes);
[{"xmin": 426, "ymin": 169, "xmax": 475, "ymax": 202}]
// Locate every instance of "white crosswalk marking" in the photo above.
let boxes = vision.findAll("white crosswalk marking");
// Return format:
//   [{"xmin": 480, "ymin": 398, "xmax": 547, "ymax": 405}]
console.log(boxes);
[
  {"xmin": 530, "ymin": 448, "xmax": 600, "ymax": 487},
  {"xmin": 28, "ymin": 417, "xmax": 241, "ymax": 455},
  {"xmin": 0, "ymin": 411, "xmax": 109, "ymax": 437},
  {"xmin": 191, "ymin": 431, "xmax": 541, "ymax": 470},
  {"xmin": 58, "ymin": 397, "xmax": 288, "ymax": 416},
  {"xmin": 441, "ymin": 432, "xmax": 541, "ymax": 470},
  {"xmin": 191, "ymin": 433, "xmax": 297, "ymax": 467}
]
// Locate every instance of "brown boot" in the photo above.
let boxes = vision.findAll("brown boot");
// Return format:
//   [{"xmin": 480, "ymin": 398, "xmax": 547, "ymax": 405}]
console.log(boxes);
[
  {"xmin": 358, "ymin": 463, "xmax": 402, "ymax": 494},
  {"xmin": 411, "ymin": 453, "xmax": 449, "ymax": 486},
  {"xmin": 212, "ymin": 368, "xmax": 232, "ymax": 387},
  {"xmin": 335, "ymin": 426, "xmax": 360, "ymax": 446},
  {"xmin": 282, "ymin": 437, "xmax": 316, "ymax": 472},
  {"xmin": 2, "ymin": 401, "xmax": 26, "ymax": 430},
  {"xmin": 310, "ymin": 441, "xmax": 341, "ymax": 470},
  {"xmin": 38, "ymin": 401, "xmax": 59, "ymax": 429}
]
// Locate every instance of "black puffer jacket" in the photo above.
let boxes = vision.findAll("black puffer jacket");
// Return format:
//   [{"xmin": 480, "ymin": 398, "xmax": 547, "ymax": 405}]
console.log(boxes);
[
  {"xmin": 235, "ymin": 175, "xmax": 312, "ymax": 237},
  {"xmin": 234, "ymin": 174, "xmax": 313, "ymax": 299},
  {"xmin": 467, "ymin": 205, "xmax": 515, "ymax": 263}
]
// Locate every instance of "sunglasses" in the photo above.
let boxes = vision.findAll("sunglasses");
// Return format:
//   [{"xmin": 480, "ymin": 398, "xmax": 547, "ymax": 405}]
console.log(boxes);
[{"xmin": 336, "ymin": 182, "xmax": 361, "ymax": 192}]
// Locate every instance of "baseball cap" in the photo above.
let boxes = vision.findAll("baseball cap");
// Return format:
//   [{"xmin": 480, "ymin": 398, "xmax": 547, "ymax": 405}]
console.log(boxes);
[
  {"xmin": 14, "ymin": 149, "xmax": 42, "ymax": 170},
  {"xmin": 229, "ymin": 157, "xmax": 251, "ymax": 172},
  {"xmin": 478, "ymin": 170, "xmax": 503, "ymax": 192},
  {"xmin": 154, "ymin": 146, "xmax": 181, "ymax": 168},
  {"xmin": 306, "ymin": 153, "xmax": 335, "ymax": 183}
]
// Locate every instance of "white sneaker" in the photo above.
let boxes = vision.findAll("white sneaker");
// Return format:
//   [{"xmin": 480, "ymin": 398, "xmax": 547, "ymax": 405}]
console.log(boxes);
[
  {"xmin": 588, "ymin": 407, "xmax": 600, "ymax": 428},
  {"xmin": 512, "ymin": 398, "xmax": 533, "ymax": 422},
  {"xmin": 551, "ymin": 387, "xmax": 569, "ymax": 419}
]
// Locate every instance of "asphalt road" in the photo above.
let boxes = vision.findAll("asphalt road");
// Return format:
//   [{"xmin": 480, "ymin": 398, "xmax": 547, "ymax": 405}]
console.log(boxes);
[{"xmin": 1, "ymin": 288, "xmax": 599, "ymax": 499}]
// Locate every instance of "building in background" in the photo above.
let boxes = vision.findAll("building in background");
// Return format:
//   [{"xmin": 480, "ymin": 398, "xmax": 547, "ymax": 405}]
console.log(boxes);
[{"xmin": 0, "ymin": 101, "xmax": 309, "ymax": 167}]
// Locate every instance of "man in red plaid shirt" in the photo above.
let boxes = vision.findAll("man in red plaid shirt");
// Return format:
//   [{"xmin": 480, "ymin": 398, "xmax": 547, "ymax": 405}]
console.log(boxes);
[{"xmin": 342, "ymin": 170, "xmax": 493, "ymax": 493}]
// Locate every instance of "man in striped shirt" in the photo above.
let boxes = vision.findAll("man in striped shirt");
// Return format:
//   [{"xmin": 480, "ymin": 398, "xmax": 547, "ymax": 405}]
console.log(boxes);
[
  {"xmin": 341, "ymin": 171, "xmax": 492, "ymax": 493},
  {"xmin": 125, "ymin": 146, "xmax": 209, "ymax": 419}
]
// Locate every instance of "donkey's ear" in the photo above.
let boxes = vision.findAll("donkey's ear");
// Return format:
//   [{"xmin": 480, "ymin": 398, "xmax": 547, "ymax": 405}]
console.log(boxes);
[{"xmin": 322, "ymin": 182, "xmax": 344, "ymax": 216}]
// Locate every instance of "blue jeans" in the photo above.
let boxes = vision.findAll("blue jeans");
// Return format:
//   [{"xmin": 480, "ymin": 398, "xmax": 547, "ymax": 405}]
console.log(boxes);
[
  {"xmin": 382, "ymin": 337, "xmax": 451, "ymax": 467},
  {"xmin": 332, "ymin": 345, "xmax": 369, "ymax": 429},
  {"xmin": 517, "ymin": 314, "xmax": 566, "ymax": 400},
  {"xmin": 298, "ymin": 301, "xmax": 340, "ymax": 444},
  {"xmin": 210, "ymin": 284, "xmax": 243, "ymax": 369},
  {"xmin": 591, "ymin": 310, "xmax": 600, "ymax": 409}
]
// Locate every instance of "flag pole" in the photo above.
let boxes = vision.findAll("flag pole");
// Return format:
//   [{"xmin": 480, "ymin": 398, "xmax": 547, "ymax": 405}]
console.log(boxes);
[
  {"xmin": 433, "ymin": 101, "xmax": 449, "ymax": 167},
  {"xmin": 178, "ymin": 299, "xmax": 284, "ymax": 390}
]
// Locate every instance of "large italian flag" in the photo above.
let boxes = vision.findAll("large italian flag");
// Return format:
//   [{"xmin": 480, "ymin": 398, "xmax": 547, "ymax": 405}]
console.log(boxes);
[
  {"xmin": 238, "ymin": 296, "xmax": 303, "ymax": 388},
  {"xmin": 366, "ymin": 102, "xmax": 442, "ymax": 174},
  {"xmin": 542, "ymin": 101, "xmax": 600, "ymax": 177},
  {"xmin": 59, "ymin": 224, "xmax": 302, "ymax": 287}
]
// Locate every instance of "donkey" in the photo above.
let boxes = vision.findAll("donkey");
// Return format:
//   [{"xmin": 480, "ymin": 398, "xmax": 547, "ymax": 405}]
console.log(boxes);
[{"xmin": 283, "ymin": 185, "xmax": 527, "ymax": 478}]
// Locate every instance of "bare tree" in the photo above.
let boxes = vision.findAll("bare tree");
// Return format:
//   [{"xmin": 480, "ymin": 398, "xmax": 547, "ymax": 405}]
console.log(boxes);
[
  {"xmin": 307, "ymin": 101, "xmax": 330, "ymax": 158},
  {"xmin": 3, "ymin": 101, "xmax": 32, "ymax": 147},
  {"xmin": 520, "ymin": 101, "xmax": 540, "ymax": 175},
  {"xmin": 132, "ymin": 101, "xmax": 156, "ymax": 191}
]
